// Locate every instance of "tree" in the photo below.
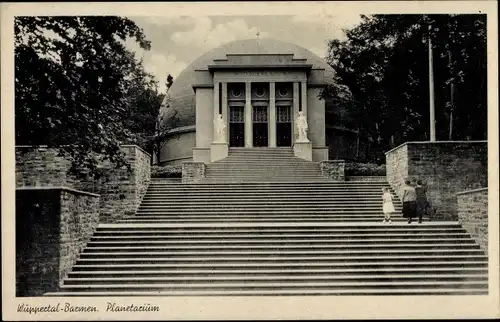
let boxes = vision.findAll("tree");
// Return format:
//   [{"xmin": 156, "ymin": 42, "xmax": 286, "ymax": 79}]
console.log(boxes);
[
  {"xmin": 150, "ymin": 75, "xmax": 180, "ymax": 164},
  {"xmin": 15, "ymin": 16, "xmax": 152, "ymax": 176},
  {"xmin": 122, "ymin": 73, "xmax": 179, "ymax": 164},
  {"xmin": 325, "ymin": 14, "xmax": 487, "ymax": 162}
]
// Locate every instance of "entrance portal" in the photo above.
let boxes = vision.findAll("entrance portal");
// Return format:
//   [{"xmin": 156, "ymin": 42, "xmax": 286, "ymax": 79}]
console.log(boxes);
[
  {"xmin": 276, "ymin": 105, "xmax": 292, "ymax": 146},
  {"xmin": 229, "ymin": 105, "xmax": 245, "ymax": 147},
  {"xmin": 252, "ymin": 106, "xmax": 268, "ymax": 147}
]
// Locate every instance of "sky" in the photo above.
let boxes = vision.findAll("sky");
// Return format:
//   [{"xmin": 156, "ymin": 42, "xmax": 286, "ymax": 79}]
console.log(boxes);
[{"xmin": 126, "ymin": 14, "xmax": 363, "ymax": 92}]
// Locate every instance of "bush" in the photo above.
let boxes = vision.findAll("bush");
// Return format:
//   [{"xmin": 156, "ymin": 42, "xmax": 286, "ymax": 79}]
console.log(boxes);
[
  {"xmin": 151, "ymin": 164, "xmax": 182, "ymax": 178},
  {"xmin": 345, "ymin": 162, "xmax": 386, "ymax": 176}
]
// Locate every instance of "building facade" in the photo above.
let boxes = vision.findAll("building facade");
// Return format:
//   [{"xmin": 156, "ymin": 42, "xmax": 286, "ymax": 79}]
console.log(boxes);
[{"xmin": 157, "ymin": 38, "xmax": 356, "ymax": 165}]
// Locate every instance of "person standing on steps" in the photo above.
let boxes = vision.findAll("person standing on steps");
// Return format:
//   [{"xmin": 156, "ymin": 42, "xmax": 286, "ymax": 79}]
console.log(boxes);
[
  {"xmin": 415, "ymin": 180, "xmax": 428, "ymax": 224},
  {"xmin": 381, "ymin": 187, "xmax": 395, "ymax": 224},
  {"xmin": 401, "ymin": 180, "xmax": 417, "ymax": 224}
]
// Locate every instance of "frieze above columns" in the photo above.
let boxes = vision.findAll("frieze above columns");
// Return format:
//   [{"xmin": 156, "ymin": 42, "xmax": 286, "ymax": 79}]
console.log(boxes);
[{"xmin": 213, "ymin": 70, "xmax": 307, "ymax": 83}]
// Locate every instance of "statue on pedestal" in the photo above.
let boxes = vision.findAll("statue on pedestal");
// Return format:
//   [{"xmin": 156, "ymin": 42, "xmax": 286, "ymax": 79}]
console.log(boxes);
[
  {"xmin": 296, "ymin": 111, "xmax": 309, "ymax": 142},
  {"xmin": 213, "ymin": 114, "xmax": 226, "ymax": 143}
]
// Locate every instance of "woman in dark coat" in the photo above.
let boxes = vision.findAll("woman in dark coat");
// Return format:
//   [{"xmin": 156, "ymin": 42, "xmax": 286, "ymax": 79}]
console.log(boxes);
[
  {"xmin": 415, "ymin": 180, "xmax": 428, "ymax": 224},
  {"xmin": 401, "ymin": 180, "xmax": 417, "ymax": 224}
]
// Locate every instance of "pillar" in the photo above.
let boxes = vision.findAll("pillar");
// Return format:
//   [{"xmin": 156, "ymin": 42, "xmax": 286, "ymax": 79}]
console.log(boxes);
[
  {"xmin": 301, "ymin": 80, "xmax": 307, "ymax": 116},
  {"xmin": 245, "ymin": 81, "xmax": 252, "ymax": 147},
  {"xmin": 221, "ymin": 82, "xmax": 228, "ymax": 143},
  {"xmin": 292, "ymin": 82, "xmax": 300, "ymax": 143},
  {"xmin": 213, "ymin": 82, "xmax": 220, "ymax": 139},
  {"xmin": 269, "ymin": 82, "xmax": 276, "ymax": 147},
  {"xmin": 210, "ymin": 81, "xmax": 228, "ymax": 161}
]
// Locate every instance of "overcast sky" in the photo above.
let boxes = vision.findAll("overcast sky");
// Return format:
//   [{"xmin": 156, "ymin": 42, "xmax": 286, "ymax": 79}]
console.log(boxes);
[{"xmin": 126, "ymin": 14, "xmax": 362, "ymax": 92}]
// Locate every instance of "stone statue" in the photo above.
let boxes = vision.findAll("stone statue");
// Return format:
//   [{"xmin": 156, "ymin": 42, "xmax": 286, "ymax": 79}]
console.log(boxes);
[
  {"xmin": 296, "ymin": 111, "xmax": 309, "ymax": 142},
  {"xmin": 214, "ymin": 114, "xmax": 226, "ymax": 143}
]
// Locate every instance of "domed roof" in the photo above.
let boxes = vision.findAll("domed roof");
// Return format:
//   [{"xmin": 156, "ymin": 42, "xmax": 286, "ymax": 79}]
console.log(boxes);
[{"xmin": 160, "ymin": 38, "xmax": 336, "ymax": 130}]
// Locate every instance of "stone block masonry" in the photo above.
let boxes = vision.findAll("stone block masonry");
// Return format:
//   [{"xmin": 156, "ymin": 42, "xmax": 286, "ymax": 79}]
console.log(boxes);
[
  {"xmin": 16, "ymin": 187, "xmax": 99, "ymax": 296},
  {"xmin": 457, "ymin": 188, "xmax": 488, "ymax": 254},
  {"xmin": 16, "ymin": 145, "xmax": 151, "ymax": 223},
  {"xmin": 319, "ymin": 160, "xmax": 345, "ymax": 181},
  {"xmin": 182, "ymin": 162, "xmax": 206, "ymax": 183},
  {"xmin": 386, "ymin": 141, "xmax": 487, "ymax": 220}
]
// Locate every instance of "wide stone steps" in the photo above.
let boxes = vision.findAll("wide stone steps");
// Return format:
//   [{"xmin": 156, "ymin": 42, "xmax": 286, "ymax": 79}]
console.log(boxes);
[
  {"xmin": 47, "ymin": 172, "xmax": 487, "ymax": 296},
  {"xmin": 203, "ymin": 148, "xmax": 325, "ymax": 182}
]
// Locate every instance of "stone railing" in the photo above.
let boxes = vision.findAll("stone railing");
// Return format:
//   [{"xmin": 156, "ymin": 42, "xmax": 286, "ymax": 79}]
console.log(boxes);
[
  {"xmin": 16, "ymin": 187, "xmax": 100, "ymax": 296},
  {"xmin": 319, "ymin": 160, "xmax": 345, "ymax": 181},
  {"xmin": 386, "ymin": 141, "xmax": 487, "ymax": 220},
  {"xmin": 182, "ymin": 162, "xmax": 206, "ymax": 183},
  {"xmin": 457, "ymin": 187, "xmax": 488, "ymax": 254}
]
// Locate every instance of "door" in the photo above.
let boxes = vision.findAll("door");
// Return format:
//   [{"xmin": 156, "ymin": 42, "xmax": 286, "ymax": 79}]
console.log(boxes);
[
  {"xmin": 276, "ymin": 105, "xmax": 292, "ymax": 146},
  {"xmin": 252, "ymin": 106, "xmax": 268, "ymax": 147},
  {"xmin": 229, "ymin": 105, "xmax": 245, "ymax": 147}
]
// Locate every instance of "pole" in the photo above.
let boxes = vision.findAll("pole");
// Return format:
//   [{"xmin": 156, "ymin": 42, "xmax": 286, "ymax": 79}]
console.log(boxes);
[
  {"xmin": 448, "ymin": 50, "xmax": 454, "ymax": 140},
  {"xmin": 428, "ymin": 23, "xmax": 436, "ymax": 142}
]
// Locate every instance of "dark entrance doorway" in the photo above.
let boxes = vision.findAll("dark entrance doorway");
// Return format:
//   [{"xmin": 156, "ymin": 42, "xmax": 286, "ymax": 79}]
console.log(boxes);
[
  {"xmin": 276, "ymin": 105, "xmax": 292, "ymax": 147},
  {"xmin": 252, "ymin": 105, "xmax": 268, "ymax": 147},
  {"xmin": 229, "ymin": 105, "xmax": 245, "ymax": 147}
]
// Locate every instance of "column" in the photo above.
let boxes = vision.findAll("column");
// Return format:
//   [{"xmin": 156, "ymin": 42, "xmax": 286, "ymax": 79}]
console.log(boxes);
[
  {"xmin": 269, "ymin": 82, "xmax": 276, "ymax": 147},
  {"xmin": 213, "ymin": 81, "xmax": 220, "ymax": 141},
  {"xmin": 292, "ymin": 82, "xmax": 300, "ymax": 143},
  {"xmin": 301, "ymin": 80, "xmax": 308, "ymax": 116},
  {"xmin": 245, "ymin": 82, "xmax": 252, "ymax": 147},
  {"xmin": 221, "ymin": 82, "xmax": 228, "ymax": 143}
]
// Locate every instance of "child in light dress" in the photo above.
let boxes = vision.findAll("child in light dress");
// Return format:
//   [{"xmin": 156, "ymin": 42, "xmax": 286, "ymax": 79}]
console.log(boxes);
[{"xmin": 382, "ymin": 187, "xmax": 395, "ymax": 223}]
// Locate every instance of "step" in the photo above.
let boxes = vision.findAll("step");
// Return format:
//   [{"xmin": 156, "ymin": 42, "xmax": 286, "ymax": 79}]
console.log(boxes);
[
  {"xmin": 132, "ymin": 211, "xmax": 406, "ymax": 215},
  {"xmin": 97, "ymin": 221, "xmax": 460, "ymax": 228},
  {"xmin": 83, "ymin": 244, "xmax": 480, "ymax": 252},
  {"xmin": 45, "ymin": 288, "xmax": 489, "ymax": 296},
  {"xmin": 70, "ymin": 260, "xmax": 488, "ymax": 271},
  {"xmin": 91, "ymin": 234, "xmax": 470, "ymax": 241},
  {"xmin": 143, "ymin": 192, "xmax": 396, "ymax": 197},
  {"xmin": 140, "ymin": 197, "xmax": 402, "ymax": 202},
  {"xmin": 78, "ymin": 250, "xmax": 485, "ymax": 259},
  {"xmin": 147, "ymin": 182, "xmax": 393, "ymax": 187},
  {"xmin": 62, "ymin": 274, "xmax": 487, "ymax": 285},
  {"xmin": 55, "ymin": 280, "xmax": 488, "ymax": 291},
  {"xmin": 67, "ymin": 267, "xmax": 488, "ymax": 277},
  {"xmin": 75, "ymin": 255, "xmax": 487, "ymax": 264},
  {"xmin": 87, "ymin": 238, "xmax": 474, "ymax": 245},
  {"xmin": 137, "ymin": 203, "xmax": 403, "ymax": 209},
  {"xmin": 85, "ymin": 241, "xmax": 479, "ymax": 248},
  {"xmin": 146, "ymin": 188, "xmax": 392, "ymax": 192},
  {"xmin": 120, "ymin": 219, "xmax": 426, "ymax": 224}
]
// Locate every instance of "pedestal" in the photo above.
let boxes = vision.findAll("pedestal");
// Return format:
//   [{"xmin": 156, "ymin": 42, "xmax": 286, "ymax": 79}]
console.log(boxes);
[
  {"xmin": 210, "ymin": 142, "xmax": 229, "ymax": 162},
  {"xmin": 293, "ymin": 141, "xmax": 312, "ymax": 161}
]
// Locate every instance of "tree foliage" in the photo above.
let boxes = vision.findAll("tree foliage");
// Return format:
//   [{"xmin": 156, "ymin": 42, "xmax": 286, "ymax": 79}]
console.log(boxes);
[
  {"xmin": 15, "ymin": 16, "xmax": 156, "ymax": 175},
  {"xmin": 325, "ymin": 14, "xmax": 487, "ymax": 162},
  {"xmin": 123, "ymin": 72, "xmax": 179, "ymax": 164}
]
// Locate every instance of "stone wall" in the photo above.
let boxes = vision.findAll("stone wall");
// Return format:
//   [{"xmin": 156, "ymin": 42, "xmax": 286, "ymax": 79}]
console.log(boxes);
[
  {"xmin": 319, "ymin": 160, "xmax": 345, "ymax": 181},
  {"xmin": 16, "ymin": 145, "xmax": 151, "ymax": 223},
  {"xmin": 132, "ymin": 145, "xmax": 151, "ymax": 208},
  {"xmin": 182, "ymin": 162, "xmax": 206, "ymax": 183},
  {"xmin": 16, "ymin": 187, "xmax": 99, "ymax": 296},
  {"xmin": 386, "ymin": 141, "xmax": 487, "ymax": 220},
  {"xmin": 457, "ymin": 188, "xmax": 488, "ymax": 254},
  {"xmin": 16, "ymin": 147, "xmax": 76, "ymax": 188}
]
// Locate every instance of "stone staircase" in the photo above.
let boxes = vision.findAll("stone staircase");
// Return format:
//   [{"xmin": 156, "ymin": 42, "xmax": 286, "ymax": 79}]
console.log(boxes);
[
  {"xmin": 45, "ymin": 176, "xmax": 488, "ymax": 296},
  {"xmin": 203, "ymin": 147, "xmax": 330, "ymax": 183}
]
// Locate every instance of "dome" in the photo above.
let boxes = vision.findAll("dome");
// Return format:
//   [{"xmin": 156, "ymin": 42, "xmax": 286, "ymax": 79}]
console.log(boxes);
[{"xmin": 160, "ymin": 38, "xmax": 336, "ymax": 130}]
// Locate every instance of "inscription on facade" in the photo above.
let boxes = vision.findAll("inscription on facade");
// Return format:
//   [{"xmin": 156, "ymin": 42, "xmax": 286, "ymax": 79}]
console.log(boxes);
[
  {"xmin": 236, "ymin": 71, "xmax": 283, "ymax": 77},
  {"xmin": 215, "ymin": 70, "xmax": 306, "ymax": 82}
]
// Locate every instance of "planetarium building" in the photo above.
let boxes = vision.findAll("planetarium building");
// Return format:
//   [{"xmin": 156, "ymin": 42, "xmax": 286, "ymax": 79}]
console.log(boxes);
[{"xmin": 156, "ymin": 38, "xmax": 356, "ymax": 165}]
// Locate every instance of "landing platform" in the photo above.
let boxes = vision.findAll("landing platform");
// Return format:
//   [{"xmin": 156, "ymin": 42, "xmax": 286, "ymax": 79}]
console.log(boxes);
[{"xmin": 99, "ymin": 221, "xmax": 459, "ymax": 228}]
